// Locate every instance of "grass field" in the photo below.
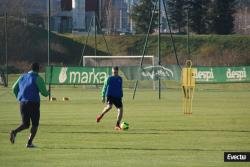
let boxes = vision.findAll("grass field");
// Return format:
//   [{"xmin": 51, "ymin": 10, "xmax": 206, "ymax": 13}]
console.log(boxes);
[{"xmin": 0, "ymin": 76, "xmax": 250, "ymax": 167}]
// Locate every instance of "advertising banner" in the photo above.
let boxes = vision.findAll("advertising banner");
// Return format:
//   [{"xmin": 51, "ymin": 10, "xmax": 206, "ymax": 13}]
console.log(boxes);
[
  {"xmin": 120, "ymin": 65, "xmax": 181, "ymax": 82},
  {"xmin": 45, "ymin": 66, "xmax": 112, "ymax": 85},
  {"xmin": 195, "ymin": 66, "xmax": 250, "ymax": 83},
  {"xmin": 45, "ymin": 66, "xmax": 250, "ymax": 85}
]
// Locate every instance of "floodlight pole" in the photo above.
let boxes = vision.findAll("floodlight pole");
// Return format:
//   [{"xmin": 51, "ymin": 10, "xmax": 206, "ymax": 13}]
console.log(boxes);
[
  {"xmin": 162, "ymin": 0, "xmax": 181, "ymax": 69},
  {"xmin": 48, "ymin": 0, "xmax": 51, "ymax": 66},
  {"xmin": 132, "ymin": 0, "xmax": 158, "ymax": 99},
  {"xmin": 79, "ymin": 15, "xmax": 94, "ymax": 66},
  {"xmin": 94, "ymin": 12, "xmax": 97, "ymax": 56},
  {"xmin": 4, "ymin": 12, "xmax": 8, "ymax": 87},
  {"xmin": 96, "ymin": 15, "xmax": 111, "ymax": 56},
  {"xmin": 48, "ymin": 0, "xmax": 51, "ymax": 100},
  {"xmin": 187, "ymin": 7, "xmax": 191, "ymax": 60},
  {"xmin": 133, "ymin": 0, "xmax": 182, "ymax": 100},
  {"xmin": 158, "ymin": 0, "xmax": 161, "ymax": 99},
  {"xmin": 79, "ymin": 12, "xmax": 111, "ymax": 66}
]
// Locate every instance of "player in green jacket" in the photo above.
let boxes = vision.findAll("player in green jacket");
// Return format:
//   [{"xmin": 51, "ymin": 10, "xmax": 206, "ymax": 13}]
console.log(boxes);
[{"xmin": 10, "ymin": 63, "xmax": 49, "ymax": 148}]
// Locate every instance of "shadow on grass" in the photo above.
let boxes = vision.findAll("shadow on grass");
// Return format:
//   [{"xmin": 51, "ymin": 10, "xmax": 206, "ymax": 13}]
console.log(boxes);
[
  {"xmin": 2, "ymin": 124, "xmax": 250, "ymax": 134},
  {"xmin": 41, "ymin": 124, "xmax": 250, "ymax": 133},
  {"xmin": 47, "ymin": 131, "xmax": 162, "ymax": 135},
  {"xmin": 39, "ymin": 146, "xmax": 249, "ymax": 152},
  {"xmin": 141, "ymin": 129, "xmax": 250, "ymax": 133},
  {"xmin": 45, "ymin": 128, "xmax": 250, "ymax": 135}
]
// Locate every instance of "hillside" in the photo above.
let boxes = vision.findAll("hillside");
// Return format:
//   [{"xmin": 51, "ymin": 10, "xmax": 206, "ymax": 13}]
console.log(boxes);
[
  {"xmin": 1, "ymin": 18, "xmax": 250, "ymax": 73},
  {"xmin": 71, "ymin": 34, "xmax": 250, "ymax": 66},
  {"xmin": 0, "ymin": 18, "xmax": 106, "ymax": 72}
]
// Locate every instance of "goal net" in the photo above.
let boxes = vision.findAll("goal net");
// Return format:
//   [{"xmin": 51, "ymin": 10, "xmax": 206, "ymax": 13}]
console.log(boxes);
[
  {"xmin": 82, "ymin": 55, "xmax": 157, "ymax": 89},
  {"xmin": 0, "ymin": 68, "xmax": 7, "ymax": 87}
]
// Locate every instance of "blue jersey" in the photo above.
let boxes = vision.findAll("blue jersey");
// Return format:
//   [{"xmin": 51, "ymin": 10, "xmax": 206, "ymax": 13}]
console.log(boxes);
[
  {"xmin": 12, "ymin": 71, "xmax": 49, "ymax": 102},
  {"xmin": 101, "ymin": 76, "xmax": 123, "ymax": 98},
  {"xmin": 17, "ymin": 72, "xmax": 40, "ymax": 102}
]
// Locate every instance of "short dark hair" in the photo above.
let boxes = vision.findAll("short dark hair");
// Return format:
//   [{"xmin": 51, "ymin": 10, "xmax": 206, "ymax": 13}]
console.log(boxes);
[
  {"xmin": 113, "ymin": 66, "xmax": 119, "ymax": 71},
  {"xmin": 31, "ymin": 62, "xmax": 40, "ymax": 72}
]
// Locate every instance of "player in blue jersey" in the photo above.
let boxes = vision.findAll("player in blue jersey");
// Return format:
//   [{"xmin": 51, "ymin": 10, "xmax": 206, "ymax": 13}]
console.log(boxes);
[
  {"xmin": 10, "ymin": 63, "xmax": 49, "ymax": 148},
  {"xmin": 96, "ymin": 66, "xmax": 123, "ymax": 130}
]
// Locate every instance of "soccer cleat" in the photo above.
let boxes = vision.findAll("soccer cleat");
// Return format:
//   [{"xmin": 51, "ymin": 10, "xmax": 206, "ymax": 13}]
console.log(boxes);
[
  {"xmin": 96, "ymin": 115, "xmax": 102, "ymax": 123},
  {"xmin": 26, "ymin": 143, "xmax": 36, "ymax": 148},
  {"xmin": 9, "ymin": 130, "xmax": 16, "ymax": 144},
  {"xmin": 114, "ymin": 126, "xmax": 122, "ymax": 130}
]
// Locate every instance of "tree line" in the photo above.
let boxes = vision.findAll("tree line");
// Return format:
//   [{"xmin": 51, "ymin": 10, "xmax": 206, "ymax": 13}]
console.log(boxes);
[{"xmin": 132, "ymin": 0, "xmax": 238, "ymax": 34}]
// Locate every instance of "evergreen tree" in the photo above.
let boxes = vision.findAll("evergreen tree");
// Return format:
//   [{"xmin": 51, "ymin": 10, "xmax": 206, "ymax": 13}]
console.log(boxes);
[
  {"xmin": 131, "ymin": 0, "xmax": 158, "ymax": 34},
  {"xmin": 236, "ymin": 0, "xmax": 250, "ymax": 8},
  {"xmin": 167, "ymin": 0, "xmax": 187, "ymax": 33},
  {"xmin": 188, "ymin": 0, "xmax": 210, "ymax": 34},
  {"xmin": 209, "ymin": 0, "xmax": 237, "ymax": 34}
]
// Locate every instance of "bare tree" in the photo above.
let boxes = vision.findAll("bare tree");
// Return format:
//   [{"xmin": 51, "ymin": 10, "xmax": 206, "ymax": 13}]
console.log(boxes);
[
  {"xmin": 101, "ymin": 0, "xmax": 123, "ymax": 34},
  {"xmin": 106, "ymin": 0, "xmax": 113, "ymax": 34}
]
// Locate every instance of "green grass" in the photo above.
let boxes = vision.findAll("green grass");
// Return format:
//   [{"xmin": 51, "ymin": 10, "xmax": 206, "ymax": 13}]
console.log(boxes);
[{"xmin": 0, "ymin": 76, "xmax": 250, "ymax": 167}]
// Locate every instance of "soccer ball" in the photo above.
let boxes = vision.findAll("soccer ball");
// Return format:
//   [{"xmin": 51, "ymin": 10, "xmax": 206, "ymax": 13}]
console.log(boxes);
[{"xmin": 120, "ymin": 122, "xmax": 129, "ymax": 130}]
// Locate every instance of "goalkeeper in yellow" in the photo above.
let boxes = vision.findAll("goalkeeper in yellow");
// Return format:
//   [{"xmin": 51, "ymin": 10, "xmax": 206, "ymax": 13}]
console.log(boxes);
[{"xmin": 96, "ymin": 66, "xmax": 123, "ymax": 130}]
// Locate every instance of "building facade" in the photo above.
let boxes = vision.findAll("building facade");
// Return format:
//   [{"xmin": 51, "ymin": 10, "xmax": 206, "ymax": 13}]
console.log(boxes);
[{"xmin": 48, "ymin": 0, "xmax": 137, "ymax": 34}]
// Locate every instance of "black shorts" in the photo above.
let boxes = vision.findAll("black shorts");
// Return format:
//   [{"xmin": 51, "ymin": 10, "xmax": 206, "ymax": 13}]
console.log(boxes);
[
  {"xmin": 107, "ymin": 96, "xmax": 123, "ymax": 108},
  {"xmin": 20, "ymin": 102, "xmax": 40, "ymax": 127}
]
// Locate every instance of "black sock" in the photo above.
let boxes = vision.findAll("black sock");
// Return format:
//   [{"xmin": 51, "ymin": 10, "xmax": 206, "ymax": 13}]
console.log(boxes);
[
  {"xmin": 27, "ymin": 139, "xmax": 32, "ymax": 145},
  {"xmin": 12, "ymin": 130, "xmax": 16, "ymax": 135}
]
